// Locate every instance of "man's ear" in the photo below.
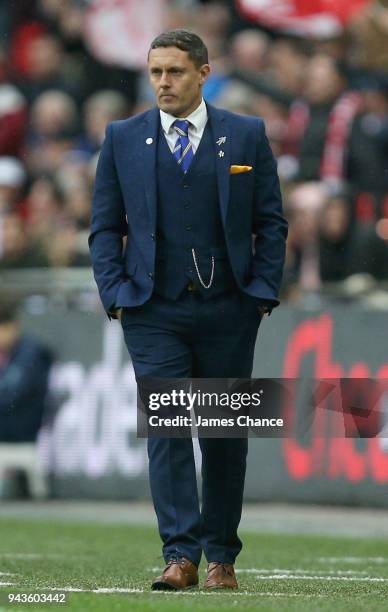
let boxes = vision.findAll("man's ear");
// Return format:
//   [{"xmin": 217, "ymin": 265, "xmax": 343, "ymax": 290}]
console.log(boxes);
[{"xmin": 199, "ymin": 64, "xmax": 211, "ymax": 86}]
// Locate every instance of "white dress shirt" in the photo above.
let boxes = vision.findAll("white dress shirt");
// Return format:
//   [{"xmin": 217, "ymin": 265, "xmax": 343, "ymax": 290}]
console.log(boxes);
[{"xmin": 160, "ymin": 98, "xmax": 208, "ymax": 154}]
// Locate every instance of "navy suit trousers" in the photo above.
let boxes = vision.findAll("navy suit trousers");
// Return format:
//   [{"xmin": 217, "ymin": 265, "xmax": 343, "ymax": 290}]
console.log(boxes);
[{"xmin": 120, "ymin": 289, "xmax": 262, "ymax": 566}]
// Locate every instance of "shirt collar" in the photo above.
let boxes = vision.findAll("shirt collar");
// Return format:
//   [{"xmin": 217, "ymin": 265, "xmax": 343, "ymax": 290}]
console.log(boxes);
[{"xmin": 160, "ymin": 98, "xmax": 207, "ymax": 135}]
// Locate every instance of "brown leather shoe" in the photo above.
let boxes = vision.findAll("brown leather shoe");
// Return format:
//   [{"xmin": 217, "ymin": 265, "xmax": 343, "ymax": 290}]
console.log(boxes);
[
  {"xmin": 151, "ymin": 557, "xmax": 199, "ymax": 591},
  {"xmin": 204, "ymin": 562, "xmax": 238, "ymax": 590}
]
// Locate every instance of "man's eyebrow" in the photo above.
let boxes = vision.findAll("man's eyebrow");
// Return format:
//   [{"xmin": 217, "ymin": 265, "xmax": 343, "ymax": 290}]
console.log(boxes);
[{"xmin": 150, "ymin": 65, "xmax": 186, "ymax": 71}]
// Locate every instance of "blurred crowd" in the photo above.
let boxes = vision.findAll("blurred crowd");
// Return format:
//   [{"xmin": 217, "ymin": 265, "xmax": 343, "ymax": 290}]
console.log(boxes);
[{"xmin": 0, "ymin": 0, "xmax": 388, "ymax": 304}]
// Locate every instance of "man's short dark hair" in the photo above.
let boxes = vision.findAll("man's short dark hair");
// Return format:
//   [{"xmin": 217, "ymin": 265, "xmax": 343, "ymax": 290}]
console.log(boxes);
[{"xmin": 149, "ymin": 30, "xmax": 209, "ymax": 68}]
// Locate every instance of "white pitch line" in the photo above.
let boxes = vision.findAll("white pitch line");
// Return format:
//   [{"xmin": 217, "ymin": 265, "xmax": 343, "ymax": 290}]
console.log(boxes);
[
  {"xmin": 151, "ymin": 591, "xmax": 318, "ymax": 598},
  {"xmin": 0, "ymin": 582, "xmax": 16, "ymax": 587},
  {"xmin": 48, "ymin": 587, "xmax": 149, "ymax": 594},
  {"xmin": 148, "ymin": 566, "xmax": 367, "ymax": 576},
  {"xmin": 94, "ymin": 588, "xmax": 145, "ymax": 594},
  {"xmin": 256, "ymin": 575, "xmax": 388, "ymax": 582},
  {"xmin": 235, "ymin": 568, "xmax": 367, "ymax": 576},
  {"xmin": 316, "ymin": 557, "xmax": 387, "ymax": 564},
  {"xmin": 0, "ymin": 553, "xmax": 91, "ymax": 560},
  {"xmin": 0, "ymin": 573, "xmax": 18, "ymax": 577},
  {"xmin": 46, "ymin": 586, "xmax": 320, "ymax": 597},
  {"xmin": 0, "ymin": 553, "xmax": 61, "ymax": 559},
  {"xmin": 49, "ymin": 587, "xmax": 87, "ymax": 593}
]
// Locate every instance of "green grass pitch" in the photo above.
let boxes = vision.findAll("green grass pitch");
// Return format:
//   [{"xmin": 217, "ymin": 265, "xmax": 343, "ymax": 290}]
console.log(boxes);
[{"xmin": 0, "ymin": 518, "xmax": 387, "ymax": 611}]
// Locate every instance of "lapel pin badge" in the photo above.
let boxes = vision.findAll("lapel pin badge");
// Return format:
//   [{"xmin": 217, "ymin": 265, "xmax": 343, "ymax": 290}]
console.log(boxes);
[
  {"xmin": 216, "ymin": 136, "xmax": 226, "ymax": 146},
  {"xmin": 218, "ymin": 150, "xmax": 225, "ymax": 157},
  {"xmin": 146, "ymin": 137, "xmax": 153, "ymax": 145}
]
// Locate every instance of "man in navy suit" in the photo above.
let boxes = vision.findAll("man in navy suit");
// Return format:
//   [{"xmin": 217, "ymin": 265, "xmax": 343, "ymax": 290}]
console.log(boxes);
[{"xmin": 89, "ymin": 30, "xmax": 287, "ymax": 591}]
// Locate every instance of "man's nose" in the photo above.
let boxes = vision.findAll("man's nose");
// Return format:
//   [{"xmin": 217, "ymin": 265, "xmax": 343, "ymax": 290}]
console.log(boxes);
[{"xmin": 159, "ymin": 72, "xmax": 171, "ymax": 87}]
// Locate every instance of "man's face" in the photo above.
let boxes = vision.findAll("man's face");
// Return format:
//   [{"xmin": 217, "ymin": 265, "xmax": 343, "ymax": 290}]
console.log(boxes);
[
  {"xmin": 304, "ymin": 56, "xmax": 345, "ymax": 105},
  {"xmin": 148, "ymin": 46, "xmax": 210, "ymax": 117}
]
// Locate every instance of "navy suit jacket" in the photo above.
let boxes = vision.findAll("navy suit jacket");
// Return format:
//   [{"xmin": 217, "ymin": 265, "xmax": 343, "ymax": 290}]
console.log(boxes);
[{"xmin": 89, "ymin": 103, "xmax": 288, "ymax": 316}]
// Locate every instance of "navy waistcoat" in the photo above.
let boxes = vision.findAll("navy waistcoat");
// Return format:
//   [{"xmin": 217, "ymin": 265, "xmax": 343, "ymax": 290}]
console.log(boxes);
[{"xmin": 154, "ymin": 119, "xmax": 236, "ymax": 299}]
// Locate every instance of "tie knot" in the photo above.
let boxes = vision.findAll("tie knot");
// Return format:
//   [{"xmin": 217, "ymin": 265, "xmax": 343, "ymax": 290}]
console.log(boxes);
[{"xmin": 173, "ymin": 119, "xmax": 190, "ymax": 136}]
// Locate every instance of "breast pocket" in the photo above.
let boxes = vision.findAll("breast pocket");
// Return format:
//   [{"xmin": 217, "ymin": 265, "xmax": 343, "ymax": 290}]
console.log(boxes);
[
  {"xmin": 230, "ymin": 170, "xmax": 254, "ymax": 182},
  {"xmin": 230, "ymin": 170, "xmax": 254, "ymax": 196}
]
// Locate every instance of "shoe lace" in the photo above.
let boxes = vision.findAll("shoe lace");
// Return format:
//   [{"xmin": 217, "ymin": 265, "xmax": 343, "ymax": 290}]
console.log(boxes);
[
  {"xmin": 208, "ymin": 562, "xmax": 233, "ymax": 576},
  {"xmin": 165, "ymin": 557, "xmax": 186, "ymax": 569}
]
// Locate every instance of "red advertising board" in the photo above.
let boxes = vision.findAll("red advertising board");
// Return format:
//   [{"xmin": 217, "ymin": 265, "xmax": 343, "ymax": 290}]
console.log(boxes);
[{"xmin": 281, "ymin": 314, "xmax": 388, "ymax": 487}]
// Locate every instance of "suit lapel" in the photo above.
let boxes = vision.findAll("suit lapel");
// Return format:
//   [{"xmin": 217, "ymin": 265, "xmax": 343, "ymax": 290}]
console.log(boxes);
[
  {"xmin": 140, "ymin": 107, "xmax": 159, "ymax": 229},
  {"xmin": 207, "ymin": 103, "xmax": 230, "ymax": 227}
]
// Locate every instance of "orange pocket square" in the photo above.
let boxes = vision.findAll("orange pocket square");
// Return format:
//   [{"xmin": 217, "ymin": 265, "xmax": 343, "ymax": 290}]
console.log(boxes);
[{"xmin": 230, "ymin": 165, "xmax": 253, "ymax": 174}]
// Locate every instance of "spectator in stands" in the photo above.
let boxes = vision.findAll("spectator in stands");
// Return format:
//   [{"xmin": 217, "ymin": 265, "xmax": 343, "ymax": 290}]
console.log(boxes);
[
  {"xmin": 23, "ymin": 176, "xmax": 64, "ymax": 247},
  {"xmin": 0, "ymin": 300, "xmax": 53, "ymax": 442},
  {"xmin": 348, "ymin": 0, "xmax": 388, "ymax": 71},
  {"xmin": 318, "ymin": 193, "xmax": 388, "ymax": 282},
  {"xmin": 282, "ymin": 182, "xmax": 327, "ymax": 295},
  {"xmin": 74, "ymin": 90, "xmax": 130, "ymax": 157},
  {"xmin": 0, "ymin": 82, "xmax": 27, "ymax": 157},
  {"xmin": 230, "ymin": 28, "xmax": 269, "ymax": 75},
  {"xmin": 268, "ymin": 37, "xmax": 309, "ymax": 99},
  {"xmin": 284, "ymin": 54, "xmax": 361, "ymax": 186},
  {"xmin": 0, "ymin": 157, "xmax": 26, "ymax": 214},
  {"xmin": 228, "ymin": 30, "xmax": 296, "ymax": 108},
  {"xmin": 26, "ymin": 90, "xmax": 78, "ymax": 175},
  {"xmin": 0, "ymin": 212, "xmax": 49, "ymax": 269},
  {"xmin": 46, "ymin": 220, "xmax": 90, "ymax": 267},
  {"xmin": 346, "ymin": 75, "xmax": 388, "ymax": 215},
  {"xmin": 55, "ymin": 161, "xmax": 91, "ymax": 231},
  {"xmin": 14, "ymin": 32, "xmax": 69, "ymax": 104}
]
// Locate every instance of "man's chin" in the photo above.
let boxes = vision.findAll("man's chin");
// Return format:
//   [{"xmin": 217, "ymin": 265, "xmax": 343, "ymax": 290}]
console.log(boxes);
[{"xmin": 158, "ymin": 101, "xmax": 179, "ymax": 114}]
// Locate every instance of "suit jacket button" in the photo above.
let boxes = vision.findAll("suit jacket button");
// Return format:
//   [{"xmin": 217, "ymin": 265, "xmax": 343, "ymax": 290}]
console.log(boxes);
[
  {"xmin": 148, "ymin": 272, "xmax": 154, "ymax": 279},
  {"xmin": 150, "ymin": 233, "xmax": 155, "ymax": 240}
]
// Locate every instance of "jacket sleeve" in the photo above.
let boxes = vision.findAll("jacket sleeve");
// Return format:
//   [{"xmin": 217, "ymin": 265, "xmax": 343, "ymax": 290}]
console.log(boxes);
[
  {"xmin": 249, "ymin": 119, "xmax": 288, "ymax": 306},
  {"xmin": 88, "ymin": 123, "xmax": 128, "ymax": 315}
]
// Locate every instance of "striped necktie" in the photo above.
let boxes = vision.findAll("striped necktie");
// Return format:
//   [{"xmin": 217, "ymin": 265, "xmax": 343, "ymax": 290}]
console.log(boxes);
[{"xmin": 173, "ymin": 119, "xmax": 194, "ymax": 173}]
